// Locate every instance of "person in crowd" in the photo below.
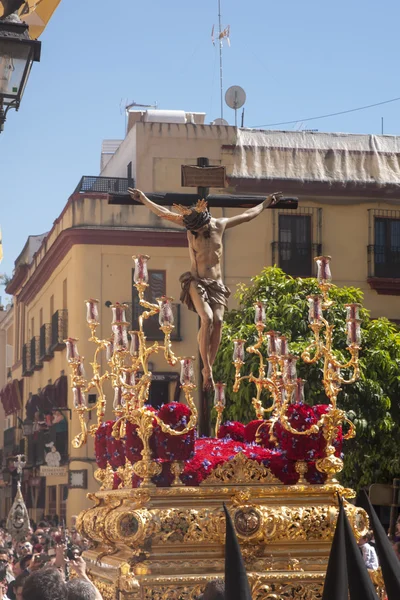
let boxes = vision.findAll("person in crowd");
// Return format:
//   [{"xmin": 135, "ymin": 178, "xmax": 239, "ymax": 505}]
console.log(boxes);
[
  {"xmin": 13, "ymin": 555, "xmax": 32, "ymax": 578},
  {"xmin": 22, "ymin": 567, "xmax": 66, "ymax": 600},
  {"xmin": 393, "ymin": 541, "xmax": 400, "ymax": 561},
  {"xmin": 12, "ymin": 575, "xmax": 27, "ymax": 600},
  {"xmin": 0, "ymin": 549, "xmax": 14, "ymax": 585},
  {"xmin": 358, "ymin": 531, "xmax": 379, "ymax": 570},
  {"xmin": 197, "ymin": 580, "xmax": 225, "ymax": 600},
  {"xmin": 0, "ymin": 566, "xmax": 10, "ymax": 600}
]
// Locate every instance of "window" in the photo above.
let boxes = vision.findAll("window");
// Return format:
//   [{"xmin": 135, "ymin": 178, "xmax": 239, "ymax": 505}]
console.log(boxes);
[
  {"xmin": 59, "ymin": 484, "xmax": 68, "ymax": 523},
  {"xmin": 31, "ymin": 317, "xmax": 34, "ymax": 338},
  {"xmin": 48, "ymin": 485, "xmax": 57, "ymax": 515},
  {"xmin": 373, "ymin": 217, "xmax": 400, "ymax": 278},
  {"xmin": 127, "ymin": 161, "xmax": 133, "ymax": 185},
  {"xmin": 148, "ymin": 381, "xmax": 169, "ymax": 409},
  {"xmin": 272, "ymin": 208, "xmax": 321, "ymax": 278},
  {"xmin": 39, "ymin": 308, "xmax": 43, "ymax": 328},
  {"xmin": 63, "ymin": 279, "xmax": 67, "ymax": 310}
]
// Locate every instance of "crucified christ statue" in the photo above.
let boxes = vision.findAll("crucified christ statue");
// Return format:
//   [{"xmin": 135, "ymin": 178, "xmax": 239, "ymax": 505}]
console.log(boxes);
[{"xmin": 129, "ymin": 188, "xmax": 284, "ymax": 390}]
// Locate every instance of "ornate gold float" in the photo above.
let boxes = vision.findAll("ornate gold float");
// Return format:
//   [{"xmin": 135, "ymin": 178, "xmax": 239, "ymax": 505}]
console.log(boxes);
[{"xmin": 67, "ymin": 255, "xmax": 376, "ymax": 600}]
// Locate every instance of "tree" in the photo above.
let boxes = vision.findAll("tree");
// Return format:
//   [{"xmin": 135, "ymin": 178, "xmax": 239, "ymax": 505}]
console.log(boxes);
[{"xmin": 213, "ymin": 267, "xmax": 400, "ymax": 490}]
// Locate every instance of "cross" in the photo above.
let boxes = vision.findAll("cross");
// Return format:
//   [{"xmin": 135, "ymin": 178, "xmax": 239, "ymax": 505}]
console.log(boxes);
[{"xmin": 14, "ymin": 455, "xmax": 26, "ymax": 477}]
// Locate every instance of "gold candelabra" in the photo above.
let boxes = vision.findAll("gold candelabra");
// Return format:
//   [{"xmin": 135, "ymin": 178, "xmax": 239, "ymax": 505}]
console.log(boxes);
[
  {"xmin": 231, "ymin": 256, "xmax": 360, "ymax": 482},
  {"xmin": 65, "ymin": 254, "xmax": 197, "ymax": 488}
]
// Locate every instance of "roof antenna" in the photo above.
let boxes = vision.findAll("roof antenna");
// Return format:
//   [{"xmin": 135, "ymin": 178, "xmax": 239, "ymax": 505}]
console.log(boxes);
[{"xmin": 212, "ymin": 0, "xmax": 230, "ymax": 120}]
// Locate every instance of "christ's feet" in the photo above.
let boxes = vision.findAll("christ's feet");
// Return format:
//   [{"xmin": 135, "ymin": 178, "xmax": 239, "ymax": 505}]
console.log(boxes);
[{"xmin": 202, "ymin": 368, "xmax": 215, "ymax": 391}]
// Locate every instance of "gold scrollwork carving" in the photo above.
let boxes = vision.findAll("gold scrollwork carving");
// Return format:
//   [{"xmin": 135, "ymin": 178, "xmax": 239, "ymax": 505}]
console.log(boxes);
[{"xmin": 201, "ymin": 453, "xmax": 280, "ymax": 486}]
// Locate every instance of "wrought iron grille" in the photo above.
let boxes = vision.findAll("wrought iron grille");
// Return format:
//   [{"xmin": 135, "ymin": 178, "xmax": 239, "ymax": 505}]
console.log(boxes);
[
  {"xmin": 40, "ymin": 324, "xmax": 53, "ymax": 361},
  {"xmin": 74, "ymin": 176, "xmax": 133, "ymax": 195},
  {"xmin": 272, "ymin": 207, "xmax": 322, "ymax": 278},
  {"xmin": 22, "ymin": 343, "xmax": 32, "ymax": 377},
  {"xmin": 31, "ymin": 336, "xmax": 42, "ymax": 370},
  {"xmin": 51, "ymin": 310, "xmax": 68, "ymax": 351},
  {"xmin": 368, "ymin": 209, "xmax": 400, "ymax": 278}
]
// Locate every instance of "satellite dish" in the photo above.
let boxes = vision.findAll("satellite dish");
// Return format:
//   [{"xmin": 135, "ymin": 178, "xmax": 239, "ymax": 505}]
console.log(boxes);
[
  {"xmin": 225, "ymin": 86, "xmax": 246, "ymax": 110},
  {"xmin": 211, "ymin": 118, "xmax": 229, "ymax": 126}
]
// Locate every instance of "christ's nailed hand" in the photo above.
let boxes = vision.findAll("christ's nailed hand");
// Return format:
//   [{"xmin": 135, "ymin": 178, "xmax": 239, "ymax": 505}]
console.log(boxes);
[{"xmin": 128, "ymin": 188, "xmax": 143, "ymax": 202}]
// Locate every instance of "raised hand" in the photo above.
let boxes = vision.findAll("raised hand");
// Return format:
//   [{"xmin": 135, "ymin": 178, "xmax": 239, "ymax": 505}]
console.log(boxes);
[
  {"xmin": 263, "ymin": 192, "xmax": 283, "ymax": 209},
  {"xmin": 128, "ymin": 188, "xmax": 144, "ymax": 203}
]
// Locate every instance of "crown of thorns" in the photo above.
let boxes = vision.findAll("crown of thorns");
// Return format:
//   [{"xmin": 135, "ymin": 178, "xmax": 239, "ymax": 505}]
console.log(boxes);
[{"xmin": 172, "ymin": 199, "xmax": 209, "ymax": 215}]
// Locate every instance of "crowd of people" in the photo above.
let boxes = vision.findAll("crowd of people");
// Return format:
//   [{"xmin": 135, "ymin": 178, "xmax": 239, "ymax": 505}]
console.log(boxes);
[{"xmin": 0, "ymin": 516, "xmax": 100, "ymax": 600}]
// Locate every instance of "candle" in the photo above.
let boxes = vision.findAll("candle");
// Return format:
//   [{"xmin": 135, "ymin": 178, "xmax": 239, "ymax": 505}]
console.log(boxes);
[
  {"xmin": 65, "ymin": 338, "xmax": 80, "ymax": 363},
  {"xmin": 291, "ymin": 379, "xmax": 305, "ymax": 404},
  {"xmin": 128, "ymin": 331, "xmax": 140, "ymax": 357},
  {"xmin": 232, "ymin": 339, "xmax": 246, "ymax": 362},
  {"xmin": 307, "ymin": 295, "xmax": 322, "ymax": 323},
  {"xmin": 111, "ymin": 303, "xmax": 127, "ymax": 324},
  {"xmin": 315, "ymin": 256, "xmax": 332, "ymax": 283},
  {"xmin": 277, "ymin": 335, "xmax": 289, "ymax": 357},
  {"xmin": 254, "ymin": 301, "xmax": 266, "ymax": 325},
  {"xmin": 72, "ymin": 387, "xmax": 86, "ymax": 409},
  {"xmin": 346, "ymin": 319, "xmax": 361, "ymax": 346},
  {"xmin": 282, "ymin": 355, "xmax": 298, "ymax": 384},
  {"xmin": 158, "ymin": 296, "xmax": 174, "ymax": 327},
  {"xmin": 85, "ymin": 299, "xmax": 99, "ymax": 325},
  {"xmin": 180, "ymin": 357, "xmax": 195, "ymax": 385},
  {"xmin": 345, "ymin": 303, "xmax": 361, "ymax": 321},
  {"xmin": 133, "ymin": 254, "xmax": 150, "ymax": 284},
  {"xmin": 266, "ymin": 331, "xmax": 280, "ymax": 357},
  {"xmin": 214, "ymin": 382, "xmax": 226, "ymax": 407},
  {"xmin": 112, "ymin": 323, "xmax": 129, "ymax": 351}
]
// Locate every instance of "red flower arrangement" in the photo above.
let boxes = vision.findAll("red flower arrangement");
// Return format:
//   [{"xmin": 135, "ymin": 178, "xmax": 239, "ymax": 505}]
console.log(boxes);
[
  {"xmin": 153, "ymin": 402, "xmax": 195, "ymax": 461},
  {"xmin": 105, "ymin": 421, "xmax": 125, "ymax": 469},
  {"xmin": 244, "ymin": 420, "xmax": 276, "ymax": 449},
  {"xmin": 217, "ymin": 421, "xmax": 246, "ymax": 442},
  {"xmin": 95, "ymin": 421, "xmax": 112, "ymax": 469}
]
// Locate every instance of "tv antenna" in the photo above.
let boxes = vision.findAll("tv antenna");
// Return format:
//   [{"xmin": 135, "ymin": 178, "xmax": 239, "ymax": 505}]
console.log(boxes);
[
  {"xmin": 211, "ymin": 0, "xmax": 230, "ymax": 120},
  {"xmin": 225, "ymin": 85, "xmax": 246, "ymax": 127}
]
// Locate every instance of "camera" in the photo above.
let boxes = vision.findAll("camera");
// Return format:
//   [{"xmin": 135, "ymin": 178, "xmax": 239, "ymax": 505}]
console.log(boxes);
[{"xmin": 66, "ymin": 545, "xmax": 82, "ymax": 561}]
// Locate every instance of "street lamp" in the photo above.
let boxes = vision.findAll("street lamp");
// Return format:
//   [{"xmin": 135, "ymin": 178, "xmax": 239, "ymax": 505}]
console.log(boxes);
[
  {"xmin": 22, "ymin": 418, "xmax": 33, "ymax": 436},
  {"xmin": 0, "ymin": 17, "xmax": 41, "ymax": 132}
]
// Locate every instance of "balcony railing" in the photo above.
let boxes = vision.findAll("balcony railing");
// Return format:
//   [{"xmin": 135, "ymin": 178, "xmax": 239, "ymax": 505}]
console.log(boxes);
[
  {"xmin": 271, "ymin": 242, "xmax": 322, "ymax": 278},
  {"xmin": 75, "ymin": 176, "xmax": 134, "ymax": 195},
  {"xmin": 368, "ymin": 245, "xmax": 400, "ymax": 278},
  {"xmin": 40, "ymin": 324, "xmax": 53, "ymax": 361},
  {"xmin": 30, "ymin": 336, "xmax": 42, "ymax": 371},
  {"xmin": 127, "ymin": 302, "xmax": 182, "ymax": 342},
  {"xmin": 22, "ymin": 343, "xmax": 33, "ymax": 377},
  {"xmin": 51, "ymin": 309, "xmax": 68, "ymax": 351}
]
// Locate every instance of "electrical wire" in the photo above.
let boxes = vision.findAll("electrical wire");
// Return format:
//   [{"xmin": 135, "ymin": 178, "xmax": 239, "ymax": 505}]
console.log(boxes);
[{"xmin": 250, "ymin": 95, "xmax": 400, "ymax": 129}]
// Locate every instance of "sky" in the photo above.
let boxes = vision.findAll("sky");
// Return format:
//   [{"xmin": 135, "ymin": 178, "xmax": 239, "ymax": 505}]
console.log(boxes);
[{"xmin": 1, "ymin": 0, "xmax": 400, "ymax": 300}]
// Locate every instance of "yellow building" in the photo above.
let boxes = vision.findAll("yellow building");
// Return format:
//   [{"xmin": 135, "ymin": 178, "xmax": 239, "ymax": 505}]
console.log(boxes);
[{"xmin": 4, "ymin": 112, "xmax": 400, "ymax": 523}]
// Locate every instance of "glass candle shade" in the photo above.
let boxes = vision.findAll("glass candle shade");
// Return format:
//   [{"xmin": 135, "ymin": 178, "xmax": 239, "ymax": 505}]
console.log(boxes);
[
  {"xmin": 72, "ymin": 387, "xmax": 86, "ymax": 409},
  {"xmin": 214, "ymin": 382, "xmax": 226, "ymax": 407},
  {"xmin": 65, "ymin": 338, "xmax": 80, "ymax": 363},
  {"xmin": 277, "ymin": 335, "xmax": 289, "ymax": 357},
  {"xmin": 113, "ymin": 386, "xmax": 123, "ymax": 410},
  {"xmin": 266, "ymin": 331, "xmax": 280, "ymax": 357},
  {"xmin": 105, "ymin": 339, "xmax": 114, "ymax": 362},
  {"xmin": 111, "ymin": 303, "xmax": 127, "ymax": 324},
  {"xmin": 254, "ymin": 301, "xmax": 266, "ymax": 325},
  {"xmin": 291, "ymin": 379, "xmax": 305, "ymax": 404},
  {"xmin": 346, "ymin": 319, "xmax": 361, "ymax": 346},
  {"xmin": 133, "ymin": 254, "xmax": 150, "ymax": 284},
  {"xmin": 345, "ymin": 303, "xmax": 361, "ymax": 321},
  {"xmin": 282, "ymin": 355, "xmax": 298, "ymax": 384},
  {"xmin": 128, "ymin": 331, "xmax": 140, "ymax": 357},
  {"xmin": 112, "ymin": 323, "xmax": 129, "ymax": 351},
  {"xmin": 76, "ymin": 361, "xmax": 86, "ymax": 379},
  {"xmin": 180, "ymin": 357, "xmax": 195, "ymax": 385},
  {"xmin": 158, "ymin": 296, "xmax": 174, "ymax": 327},
  {"xmin": 307, "ymin": 295, "xmax": 322, "ymax": 323},
  {"xmin": 233, "ymin": 339, "xmax": 246, "ymax": 362},
  {"xmin": 85, "ymin": 299, "xmax": 99, "ymax": 324},
  {"xmin": 315, "ymin": 256, "xmax": 332, "ymax": 283}
]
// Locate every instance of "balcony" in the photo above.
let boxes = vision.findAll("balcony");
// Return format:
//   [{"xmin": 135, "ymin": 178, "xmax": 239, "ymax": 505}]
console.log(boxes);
[
  {"xmin": 40, "ymin": 324, "xmax": 53, "ymax": 361},
  {"xmin": 51, "ymin": 309, "xmax": 68, "ymax": 351},
  {"xmin": 75, "ymin": 176, "xmax": 133, "ymax": 195},
  {"xmin": 127, "ymin": 302, "xmax": 182, "ymax": 342},
  {"xmin": 22, "ymin": 343, "xmax": 33, "ymax": 377},
  {"xmin": 271, "ymin": 242, "xmax": 322, "ymax": 278},
  {"xmin": 30, "ymin": 336, "xmax": 43, "ymax": 371},
  {"xmin": 367, "ymin": 245, "xmax": 400, "ymax": 295}
]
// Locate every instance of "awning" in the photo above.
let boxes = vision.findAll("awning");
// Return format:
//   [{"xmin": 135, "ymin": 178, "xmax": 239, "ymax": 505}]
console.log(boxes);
[
  {"xmin": 26, "ymin": 375, "xmax": 68, "ymax": 418},
  {"xmin": 0, "ymin": 379, "xmax": 22, "ymax": 416}
]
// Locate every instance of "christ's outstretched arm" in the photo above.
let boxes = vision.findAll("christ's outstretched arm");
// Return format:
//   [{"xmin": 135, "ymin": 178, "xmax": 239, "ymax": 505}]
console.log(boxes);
[
  {"xmin": 221, "ymin": 192, "xmax": 283, "ymax": 230},
  {"xmin": 128, "ymin": 189, "xmax": 184, "ymax": 225}
]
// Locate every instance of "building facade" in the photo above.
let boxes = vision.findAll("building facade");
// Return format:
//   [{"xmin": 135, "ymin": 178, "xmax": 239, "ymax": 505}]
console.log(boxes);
[{"xmin": 4, "ymin": 111, "xmax": 400, "ymax": 523}]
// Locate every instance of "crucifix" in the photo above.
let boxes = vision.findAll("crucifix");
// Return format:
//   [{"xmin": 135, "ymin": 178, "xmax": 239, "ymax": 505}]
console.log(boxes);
[{"xmin": 114, "ymin": 158, "xmax": 298, "ymax": 435}]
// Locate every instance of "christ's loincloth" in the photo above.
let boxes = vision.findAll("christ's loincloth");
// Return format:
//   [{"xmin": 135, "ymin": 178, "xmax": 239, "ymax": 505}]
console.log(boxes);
[{"xmin": 179, "ymin": 272, "xmax": 231, "ymax": 312}]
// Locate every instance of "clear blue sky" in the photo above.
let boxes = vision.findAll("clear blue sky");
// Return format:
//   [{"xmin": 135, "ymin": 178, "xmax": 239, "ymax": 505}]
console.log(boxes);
[{"xmin": 1, "ymin": 0, "xmax": 400, "ymax": 300}]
